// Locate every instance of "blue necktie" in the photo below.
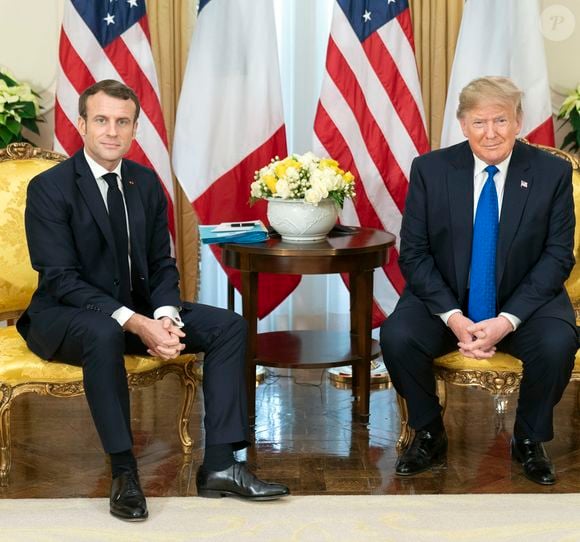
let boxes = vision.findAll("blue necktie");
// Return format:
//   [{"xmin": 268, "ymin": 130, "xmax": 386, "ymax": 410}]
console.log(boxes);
[{"xmin": 468, "ymin": 165, "xmax": 499, "ymax": 322}]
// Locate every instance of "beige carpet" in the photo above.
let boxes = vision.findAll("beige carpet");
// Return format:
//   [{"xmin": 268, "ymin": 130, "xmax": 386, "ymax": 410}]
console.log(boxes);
[{"xmin": 1, "ymin": 494, "xmax": 580, "ymax": 541}]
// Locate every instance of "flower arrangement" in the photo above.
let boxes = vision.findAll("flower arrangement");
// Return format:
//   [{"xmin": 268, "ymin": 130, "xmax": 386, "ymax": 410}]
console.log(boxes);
[
  {"xmin": 557, "ymin": 84, "xmax": 580, "ymax": 154},
  {"xmin": 0, "ymin": 68, "xmax": 42, "ymax": 148},
  {"xmin": 250, "ymin": 152, "xmax": 356, "ymax": 207}
]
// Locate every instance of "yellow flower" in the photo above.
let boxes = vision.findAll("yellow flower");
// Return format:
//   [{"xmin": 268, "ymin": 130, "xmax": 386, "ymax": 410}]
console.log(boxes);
[
  {"xmin": 320, "ymin": 158, "xmax": 339, "ymax": 169},
  {"xmin": 343, "ymin": 171, "xmax": 355, "ymax": 184},
  {"xmin": 263, "ymin": 174, "xmax": 277, "ymax": 193}
]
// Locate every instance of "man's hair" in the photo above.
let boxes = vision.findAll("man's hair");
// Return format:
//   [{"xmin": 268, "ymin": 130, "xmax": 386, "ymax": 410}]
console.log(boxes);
[
  {"xmin": 78, "ymin": 79, "xmax": 140, "ymax": 120},
  {"xmin": 456, "ymin": 76, "xmax": 523, "ymax": 119}
]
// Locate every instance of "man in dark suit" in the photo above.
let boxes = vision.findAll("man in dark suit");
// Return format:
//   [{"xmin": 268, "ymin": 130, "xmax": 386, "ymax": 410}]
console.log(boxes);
[
  {"xmin": 17, "ymin": 80, "xmax": 289, "ymax": 521},
  {"xmin": 380, "ymin": 76, "xmax": 578, "ymax": 485}
]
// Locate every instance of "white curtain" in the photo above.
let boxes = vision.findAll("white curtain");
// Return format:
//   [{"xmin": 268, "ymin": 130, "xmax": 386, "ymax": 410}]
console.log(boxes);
[{"xmin": 198, "ymin": 0, "xmax": 356, "ymax": 335}]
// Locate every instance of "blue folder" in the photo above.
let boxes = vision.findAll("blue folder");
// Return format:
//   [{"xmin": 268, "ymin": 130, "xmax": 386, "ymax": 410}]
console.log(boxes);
[{"xmin": 199, "ymin": 222, "xmax": 268, "ymax": 245}]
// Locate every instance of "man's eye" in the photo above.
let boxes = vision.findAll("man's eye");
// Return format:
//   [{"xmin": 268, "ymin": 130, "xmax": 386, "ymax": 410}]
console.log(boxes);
[
  {"xmin": 118, "ymin": 119, "xmax": 129, "ymax": 126},
  {"xmin": 473, "ymin": 121, "xmax": 484, "ymax": 128}
]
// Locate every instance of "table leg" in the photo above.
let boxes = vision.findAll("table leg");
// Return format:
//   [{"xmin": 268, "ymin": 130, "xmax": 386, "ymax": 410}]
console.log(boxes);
[
  {"xmin": 241, "ymin": 267, "xmax": 258, "ymax": 423},
  {"xmin": 350, "ymin": 268, "xmax": 374, "ymax": 422}
]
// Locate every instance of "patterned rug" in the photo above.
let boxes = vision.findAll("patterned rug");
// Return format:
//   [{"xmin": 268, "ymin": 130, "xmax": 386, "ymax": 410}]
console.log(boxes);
[{"xmin": 2, "ymin": 494, "xmax": 580, "ymax": 541}]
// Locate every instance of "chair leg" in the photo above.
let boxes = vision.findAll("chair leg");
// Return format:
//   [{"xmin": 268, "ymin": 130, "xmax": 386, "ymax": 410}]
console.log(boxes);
[
  {"xmin": 437, "ymin": 379, "xmax": 448, "ymax": 417},
  {"xmin": 178, "ymin": 362, "xmax": 197, "ymax": 455},
  {"xmin": 395, "ymin": 393, "xmax": 412, "ymax": 452},
  {"xmin": 0, "ymin": 385, "xmax": 12, "ymax": 486},
  {"xmin": 493, "ymin": 394, "xmax": 510, "ymax": 432}
]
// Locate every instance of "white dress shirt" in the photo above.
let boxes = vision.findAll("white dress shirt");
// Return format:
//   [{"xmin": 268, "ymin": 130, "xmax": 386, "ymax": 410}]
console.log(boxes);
[
  {"xmin": 83, "ymin": 151, "xmax": 183, "ymax": 328},
  {"xmin": 438, "ymin": 152, "xmax": 520, "ymax": 331}
]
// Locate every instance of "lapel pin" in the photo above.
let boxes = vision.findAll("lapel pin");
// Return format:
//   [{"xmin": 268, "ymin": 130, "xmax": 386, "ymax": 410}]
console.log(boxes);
[
  {"xmin": 520, "ymin": 180, "xmax": 528, "ymax": 189},
  {"xmin": 128, "ymin": 179, "xmax": 135, "ymax": 185}
]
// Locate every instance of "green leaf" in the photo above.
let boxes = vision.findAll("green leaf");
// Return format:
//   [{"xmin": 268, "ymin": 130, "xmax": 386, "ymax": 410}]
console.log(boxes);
[
  {"xmin": 16, "ymin": 101, "xmax": 36, "ymax": 118},
  {"xmin": 5, "ymin": 116, "xmax": 21, "ymax": 136},
  {"xmin": 0, "ymin": 124, "xmax": 15, "ymax": 146},
  {"xmin": 21, "ymin": 117, "xmax": 40, "ymax": 135},
  {"xmin": 0, "ymin": 72, "xmax": 18, "ymax": 86},
  {"xmin": 561, "ymin": 131, "xmax": 578, "ymax": 152}
]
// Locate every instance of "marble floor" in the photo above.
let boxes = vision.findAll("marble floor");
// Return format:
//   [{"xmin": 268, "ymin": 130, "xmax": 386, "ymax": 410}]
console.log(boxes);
[{"xmin": 3, "ymin": 366, "xmax": 580, "ymax": 498}]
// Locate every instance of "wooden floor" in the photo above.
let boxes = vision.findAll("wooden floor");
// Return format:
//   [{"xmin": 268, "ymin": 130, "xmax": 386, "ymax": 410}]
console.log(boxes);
[{"xmin": 4, "ymin": 366, "xmax": 580, "ymax": 498}]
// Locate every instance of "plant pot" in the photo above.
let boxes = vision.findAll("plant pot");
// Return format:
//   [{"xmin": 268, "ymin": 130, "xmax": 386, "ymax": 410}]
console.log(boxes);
[{"xmin": 266, "ymin": 198, "xmax": 338, "ymax": 242}]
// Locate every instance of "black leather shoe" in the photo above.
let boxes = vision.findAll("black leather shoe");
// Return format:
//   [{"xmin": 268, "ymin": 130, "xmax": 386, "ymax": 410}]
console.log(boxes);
[
  {"xmin": 110, "ymin": 470, "xmax": 148, "ymax": 521},
  {"xmin": 395, "ymin": 429, "xmax": 448, "ymax": 476},
  {"xmin": 511, "ymin": 437, "xmax": 556, "ymax": 485},
  {"xmin": 196, "ymin": 461, "xmax": 290, "ymax": 501}
]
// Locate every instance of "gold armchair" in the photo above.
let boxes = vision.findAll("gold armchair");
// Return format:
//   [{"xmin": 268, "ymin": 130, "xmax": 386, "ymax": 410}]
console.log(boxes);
[
  {"xmin": 0, "ymin": 143, "xmax": 197, "ymax": 485},
  {"xmin": 396, "ymin": 145, "xmax": 580, "ymax": 451}
]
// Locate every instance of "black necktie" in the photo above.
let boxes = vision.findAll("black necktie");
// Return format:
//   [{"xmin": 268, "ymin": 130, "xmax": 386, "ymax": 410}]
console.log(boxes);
[{"xmin": 103, "ymin": 173, "xmax": 132, "ymax": 307}]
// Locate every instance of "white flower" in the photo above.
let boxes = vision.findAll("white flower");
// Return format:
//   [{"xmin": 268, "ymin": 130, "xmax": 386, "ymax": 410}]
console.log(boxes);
[{"xmin": 275, "ymin": 178, "xmax": 292, "ymax": 199}]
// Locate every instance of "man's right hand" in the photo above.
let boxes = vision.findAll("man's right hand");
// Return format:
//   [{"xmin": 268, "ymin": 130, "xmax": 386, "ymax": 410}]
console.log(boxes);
[
  {"xmin": 123, "ymin": 314, "xmax": 186, "ymax": 360},
  {"xmin": 447, "ymin": 312, "xmax": 496, "ymax": 359}
]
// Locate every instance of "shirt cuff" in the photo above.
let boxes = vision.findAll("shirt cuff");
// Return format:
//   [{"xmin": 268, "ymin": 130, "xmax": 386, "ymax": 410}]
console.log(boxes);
[
  {"xmin": 111, "ymin": 306, "xmax": 135, "ymax": 328},
  {"xmin": 154, "ymin": 306, "xmax": 184, "ymax": 328},
  {"xmin": 438, "ymin": 309, "xmax": 462, "ymax": 326},
  {"xmin": 499, "ymin": 312, "xmax": 520, "ymax": 331}
]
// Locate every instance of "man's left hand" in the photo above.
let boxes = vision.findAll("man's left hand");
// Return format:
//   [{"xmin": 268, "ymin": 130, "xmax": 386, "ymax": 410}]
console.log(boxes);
[{"xmin": 457, "ymin": 315, "xmax": 513, "ymax": 359}]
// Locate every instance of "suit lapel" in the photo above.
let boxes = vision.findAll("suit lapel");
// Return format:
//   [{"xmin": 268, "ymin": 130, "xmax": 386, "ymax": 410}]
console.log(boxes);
[
  {"xmin": 121, "ymin": 161, "xmax": 147, "ymax": 274},
  {"xmin": 74, "ymin": 151, "xmax": 116, "ymax": 252},
  {"xmin": 496, "ymin": 141, "xmax": 532, "ymax": 288},
  {"xmin": 448, "ymin": 142, "xmax": 475, "ymax": 299}
]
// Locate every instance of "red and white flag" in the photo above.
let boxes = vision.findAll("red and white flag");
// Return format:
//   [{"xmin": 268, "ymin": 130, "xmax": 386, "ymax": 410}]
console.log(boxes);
[
  {"xmin": 313, "ymin": 0, "xmax": 429, "ymax": 328},
  {"xmin": 441, "ymin": 0, "xmax": 555, "ymax": 147},
  {"xmin": 173, "ymin": 0, "xmax": 300, "ymax": 317},
  {"xmin": 54, "ymin": 0, "xmax": 175, "ymax": 236}
]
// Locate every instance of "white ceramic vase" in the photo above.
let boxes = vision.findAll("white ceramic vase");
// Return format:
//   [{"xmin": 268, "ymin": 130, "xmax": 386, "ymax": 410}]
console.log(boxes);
[{"xmin": 266, "ymin": 198, "xmax": 339, "ymax": 242}]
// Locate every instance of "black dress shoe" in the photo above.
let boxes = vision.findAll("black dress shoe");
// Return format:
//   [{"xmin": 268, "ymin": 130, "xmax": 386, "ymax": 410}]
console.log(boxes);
[
  {"xmin": 196, "ymin": 461, "xmax": 290, "ymax": 501},
  {"xmin": 110, "ymin": 470, "xmax": 148, "ymax": 521},
  {"xmin": 511, "ymin": 437, "xmax": 556, "ymax": 485},
  {"xmin": 395, "ymin": 429, "xmax": 448, "ymax": 476}
]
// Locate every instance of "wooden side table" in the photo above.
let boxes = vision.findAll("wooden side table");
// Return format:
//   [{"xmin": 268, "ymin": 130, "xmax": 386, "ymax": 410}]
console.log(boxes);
[{"xmin": 221, "ymin": 227, "xmax": 395, "ymax": 422}]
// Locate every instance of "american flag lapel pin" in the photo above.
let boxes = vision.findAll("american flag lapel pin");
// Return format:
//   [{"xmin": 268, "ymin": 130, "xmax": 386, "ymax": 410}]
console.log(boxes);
[
  {"xmin": 128, "ymin": 179, "xmax": 135, "ymax": 185},
  {"xmin": 520, "ymin": 180, "xmax": 528, "ymax": 189}
]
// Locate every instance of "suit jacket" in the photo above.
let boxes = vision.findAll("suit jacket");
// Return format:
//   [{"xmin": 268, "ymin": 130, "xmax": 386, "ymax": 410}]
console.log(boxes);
[
  {"xmin": 397, "ymin": 139, "xmax": 576, "ymax": 328},
  {"xmin": 17, "ymin": 150, "xmax": 181, "ymax": 359}
]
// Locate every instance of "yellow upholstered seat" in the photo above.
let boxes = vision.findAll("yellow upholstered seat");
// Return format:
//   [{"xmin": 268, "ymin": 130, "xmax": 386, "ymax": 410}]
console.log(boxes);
[
  {"xmin": 0, "ymin": 143, "xmax": 197, "ymax": 485},
  {"xmin": 396, "ymin": 144, "xmax": 580, "ymax": 451}
]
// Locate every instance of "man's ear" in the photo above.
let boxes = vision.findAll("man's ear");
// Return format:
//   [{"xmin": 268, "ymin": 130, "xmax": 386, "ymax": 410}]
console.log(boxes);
[
  {"xmin": 132, "ymin": 120, "xmax": 138, "ymax": 139},
  {"xmin": 77, "ymin": 116, "xmax": 87, "ymax": 137}
]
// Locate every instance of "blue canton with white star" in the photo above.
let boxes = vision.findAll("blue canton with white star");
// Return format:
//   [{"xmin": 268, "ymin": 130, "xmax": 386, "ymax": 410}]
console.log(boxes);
[
  {"xmin": 72, "ymin": 0, "xmax": 145, "ymax": 48},
  {"xmin": 338, "ymin": 0, "xmax": 408, "ymax": 42},
  {"xmin": 198, "ymin": 0, "xmax": 211, "ymax": 12}
]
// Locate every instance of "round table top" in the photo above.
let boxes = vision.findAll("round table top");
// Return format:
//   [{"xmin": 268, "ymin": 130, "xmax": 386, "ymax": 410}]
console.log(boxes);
[{"xmin": 221, "ymin": 227, "xmax": 395, "ymax": 258}]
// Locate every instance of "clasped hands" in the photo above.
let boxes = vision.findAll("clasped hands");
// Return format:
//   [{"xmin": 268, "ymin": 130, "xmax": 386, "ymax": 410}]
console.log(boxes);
[
  {"xmin": 447, "ymin": 312, "xmax": 513, "ymax": 359},
  {"xmin": 124, "ymin": 314, "xmax": 186, "ymax": 360}
]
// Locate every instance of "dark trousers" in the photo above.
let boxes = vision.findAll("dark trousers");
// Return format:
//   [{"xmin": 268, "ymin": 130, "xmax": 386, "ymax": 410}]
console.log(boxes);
[
  {"xmin": 51, "ymin": 302, "xmax": 249, "ymax": 453},
  {"xmin": 380, "ymin": 302, "xmax": 577, "ymax": 442}
]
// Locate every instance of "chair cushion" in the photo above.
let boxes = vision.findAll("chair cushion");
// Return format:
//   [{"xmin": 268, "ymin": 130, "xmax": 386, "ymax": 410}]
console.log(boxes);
[
  {"xmin": 435, "ymin": 348, "xmax": 580, "ymax": 373},
  {"xmin": 0, "ymin": 158, "xmax": 61, "ymax": 314},
  {"xmin": 0, "ymin": 325, "xmax": 194, "ymax": 386}
]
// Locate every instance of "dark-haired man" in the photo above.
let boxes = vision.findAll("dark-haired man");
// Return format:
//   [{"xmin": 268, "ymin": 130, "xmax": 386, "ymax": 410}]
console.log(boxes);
[{"xmin": 18, "ymin": 79, "xmax": 289, "ymax": 521}]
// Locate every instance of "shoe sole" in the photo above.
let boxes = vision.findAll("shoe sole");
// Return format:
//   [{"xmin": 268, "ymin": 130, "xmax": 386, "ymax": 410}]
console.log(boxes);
[
  {"xmin": 197, "ymin": 489, "xmax": 289, "ymax": 501},
  {"xmin": 110, "ymin": 511, "xmax": 149, "ymax": 522}
]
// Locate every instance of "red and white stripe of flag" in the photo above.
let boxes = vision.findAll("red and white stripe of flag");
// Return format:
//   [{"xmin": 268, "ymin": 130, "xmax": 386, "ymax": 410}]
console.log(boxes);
[
  {"xmin": 314, "ymin": 4, "xmax": 429, "ymax": 327},
  {"xmin": 54, "ymin": 3, "xmax": 175, "ymax": 236}
]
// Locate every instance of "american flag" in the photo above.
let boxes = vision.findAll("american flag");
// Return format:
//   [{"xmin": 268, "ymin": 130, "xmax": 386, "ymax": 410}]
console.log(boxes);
[
  {"xmin": 54, "ymin": 0, "xmax": 175, "ymax": 236},
  {"xmin": 173, "ymin": 0, "xmax": 300, "ymax": 318},
  {"xmin": 313, "ymin": 0, "xmax": 429, "ymax": 328}
]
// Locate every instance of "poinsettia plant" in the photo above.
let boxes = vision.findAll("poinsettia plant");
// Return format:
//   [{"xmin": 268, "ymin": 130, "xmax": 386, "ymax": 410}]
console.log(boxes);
[
  {"xmin": 0, "ymin": 68, "xmax": 42, "ymax": 148},
  {"xmin": 557, "ymin": 84, "xmax": 580, "ymax": 154}
]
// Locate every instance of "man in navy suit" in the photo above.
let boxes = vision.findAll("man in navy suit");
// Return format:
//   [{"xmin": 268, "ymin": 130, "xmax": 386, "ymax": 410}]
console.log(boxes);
[
  {"xmin": 17, "ymin": 80, "xmax": 288, "ymax": 521},
  {"xmin": 381, "ymin": 76, "xmax": 578, "ymax": 485}
]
